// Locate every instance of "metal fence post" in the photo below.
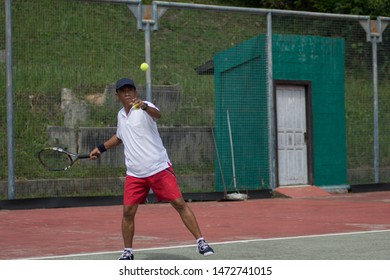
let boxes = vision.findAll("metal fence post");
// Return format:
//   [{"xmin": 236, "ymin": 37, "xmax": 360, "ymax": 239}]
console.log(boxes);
[
  {"xmin": 144, "ymin": 20, "xmax": 152, "ymax": 102},
  {"xmin": 360, "ymin": 18, "xmax": 389, "ymax": 183},
  {"xmin": 372, "ymin": 34, "xmax": 379, "ymax": 183},
  {"xmin": 6, "ymin": 0, "xmax": 15, "ymax": 200},
  {"xmin": 267, "ymin": 12, "xmax": 275, "ymax": 190}
]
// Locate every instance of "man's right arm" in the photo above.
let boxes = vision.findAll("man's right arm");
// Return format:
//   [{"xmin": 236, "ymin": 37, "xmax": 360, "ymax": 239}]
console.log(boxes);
[{"xmin": 89, "ymin": 135, "xmax": 122, "ymax": 159}]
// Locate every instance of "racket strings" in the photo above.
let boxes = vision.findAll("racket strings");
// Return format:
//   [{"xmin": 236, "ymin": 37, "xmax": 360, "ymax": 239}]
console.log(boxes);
[{"xmin": 39, "ymin": 149, "xmax": 73, "ymax": 170}]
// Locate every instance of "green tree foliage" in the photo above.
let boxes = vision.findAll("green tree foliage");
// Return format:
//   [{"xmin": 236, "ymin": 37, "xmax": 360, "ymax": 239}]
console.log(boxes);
[
  {"xmin": 216, "ymin": 0, "xmax": 390, "ymax": 16},
  {"xmin": 312, "ymin": 0, "xmax": 390, "ymax": 17}
]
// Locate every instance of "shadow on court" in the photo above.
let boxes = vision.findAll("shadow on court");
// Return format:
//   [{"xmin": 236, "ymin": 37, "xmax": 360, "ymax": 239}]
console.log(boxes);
[{"xmin": 0, "ymin": 191, "xmax": 390, "ymax": 260}]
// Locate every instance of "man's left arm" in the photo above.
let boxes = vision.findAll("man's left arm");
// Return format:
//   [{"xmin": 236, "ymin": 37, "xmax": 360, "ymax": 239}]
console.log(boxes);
[{"xmin": 141, "ymin": 102, "xmax": 161, "ymax": 120}]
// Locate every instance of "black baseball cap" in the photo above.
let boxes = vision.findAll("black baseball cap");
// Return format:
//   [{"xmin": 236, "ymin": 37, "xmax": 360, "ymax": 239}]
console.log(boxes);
[{"xmin": 116, "ymin": 78, "xmax": 136, "ymax": 92}]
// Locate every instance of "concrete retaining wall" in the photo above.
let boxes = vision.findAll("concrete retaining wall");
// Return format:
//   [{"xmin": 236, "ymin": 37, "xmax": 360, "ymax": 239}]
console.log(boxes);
[
  {"xmin": 0, "ymin": 174, "xmax": 215, "ymax": 199},
  {"xmin": 47, "ymin": 126, "xmax": 215, "ymax": 167},
  {"xmin": 0, "ymin": 125, "xmax": 216, "ymax": 199}
]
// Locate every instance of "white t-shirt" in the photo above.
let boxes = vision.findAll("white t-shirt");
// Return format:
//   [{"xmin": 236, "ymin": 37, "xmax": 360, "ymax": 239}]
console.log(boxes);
[{"xmin": 116, "ymin": 102, "xmax": 171, "ymax": 178}]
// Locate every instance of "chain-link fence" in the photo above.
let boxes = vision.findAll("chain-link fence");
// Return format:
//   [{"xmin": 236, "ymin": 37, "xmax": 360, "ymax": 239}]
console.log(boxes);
[
  {"xmin": 377, "ymin": 17, "xmax": 390, "ymax": 184},
  {"xmin": 1, "ymin": 0, "xmax": 389, "ymax": 200}
]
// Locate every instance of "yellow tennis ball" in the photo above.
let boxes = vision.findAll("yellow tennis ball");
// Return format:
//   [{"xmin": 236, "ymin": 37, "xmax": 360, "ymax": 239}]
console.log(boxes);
[{"xmin": 140, "ymin": 62, "xmax": 149, "ymax": 71}]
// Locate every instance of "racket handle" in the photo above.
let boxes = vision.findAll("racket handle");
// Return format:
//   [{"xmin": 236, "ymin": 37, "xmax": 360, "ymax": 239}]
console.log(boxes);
[{"xmin": 78, "ymin": 154, "xmax": 91, "ymax": 159}]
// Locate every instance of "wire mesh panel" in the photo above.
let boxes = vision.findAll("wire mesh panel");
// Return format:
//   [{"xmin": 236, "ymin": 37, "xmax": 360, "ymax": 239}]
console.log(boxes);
[
  {"xmin": 1, "ymin": 0, "xmax": 145, "ymax": 198},
  {"xmin": 272, "ymin": 13, "xmax": 373, "ymax": 185},
  {"xmin": 152, "ymin": 7, "xmax": 269, "ymax": 193},
  {"xmin": 378, "ymin": 18, "xmax": 390, "ymax": 183},
  {"xmin": 0, "ymin": 5, "xmax": 6, "ymax": 186},
  {"xmin": 213, "ymin": 35, "xmax": 268, "ymax": 192}
]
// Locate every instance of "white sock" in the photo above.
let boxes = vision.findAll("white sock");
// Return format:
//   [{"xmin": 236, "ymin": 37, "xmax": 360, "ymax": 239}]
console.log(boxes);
[
  {"xmin": 124, "ymin": 248, "xmax": 133, "ymax": 254},
  {"xmin": 196, "ymin": 237, "xmax": 205, "ymax": 243}
]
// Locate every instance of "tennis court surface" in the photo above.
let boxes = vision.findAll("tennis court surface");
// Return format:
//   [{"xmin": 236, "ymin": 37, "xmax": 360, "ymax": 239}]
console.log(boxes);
[{"xmin": 0, "ymin": 190, "xmax": 389, "ymax": 260}]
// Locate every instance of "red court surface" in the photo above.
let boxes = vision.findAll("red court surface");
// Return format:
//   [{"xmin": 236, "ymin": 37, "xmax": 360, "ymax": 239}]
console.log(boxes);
[{"xmin": 1, "ymin": 191, "xmax": 390, "ymax": 259}]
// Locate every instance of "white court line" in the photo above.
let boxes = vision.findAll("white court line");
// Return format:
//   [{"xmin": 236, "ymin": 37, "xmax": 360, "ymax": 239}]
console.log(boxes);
[{"xmin": 29, "ymin": 229, "xmax": 390, "ymax": 260}]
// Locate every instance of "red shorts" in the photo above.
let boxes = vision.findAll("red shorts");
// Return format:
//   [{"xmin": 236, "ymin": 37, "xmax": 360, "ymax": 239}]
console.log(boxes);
[{"xmin": 123, "ymin": 167, "xmax": 183, "ymax": 205}]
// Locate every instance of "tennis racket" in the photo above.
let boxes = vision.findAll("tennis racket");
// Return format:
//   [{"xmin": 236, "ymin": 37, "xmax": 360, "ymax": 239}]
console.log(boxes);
[{"xmin": 38, "ymin": 147, "xmax": 90, "ymax": 171}]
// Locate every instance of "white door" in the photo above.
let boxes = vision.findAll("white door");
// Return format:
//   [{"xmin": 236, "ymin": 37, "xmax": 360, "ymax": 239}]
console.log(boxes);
[{"xmin": 276, "ymin": 85, "xmax": 308, "ymax": 186}]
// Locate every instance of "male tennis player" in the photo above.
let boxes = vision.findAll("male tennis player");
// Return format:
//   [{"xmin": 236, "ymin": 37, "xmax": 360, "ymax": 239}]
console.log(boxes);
[{"xmin": 89, "ymin": 78, "xmax": 214, "ymax": 260}]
